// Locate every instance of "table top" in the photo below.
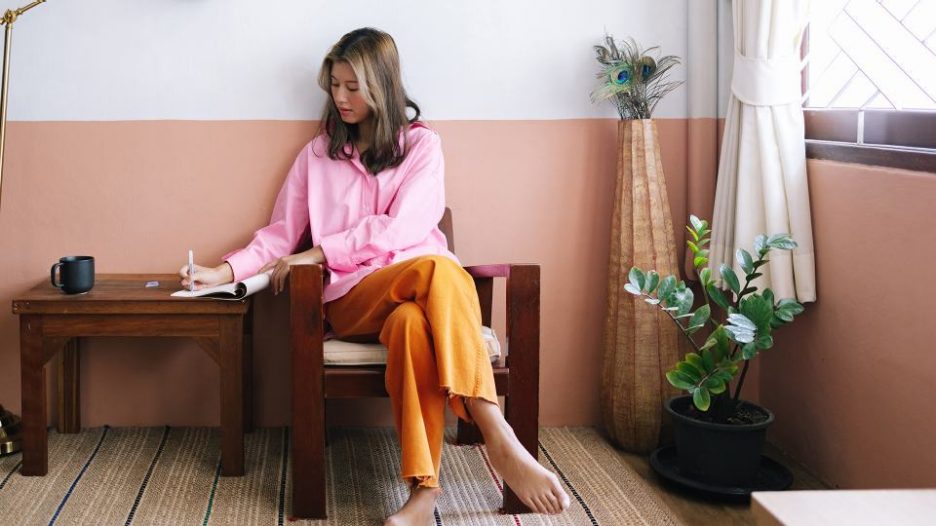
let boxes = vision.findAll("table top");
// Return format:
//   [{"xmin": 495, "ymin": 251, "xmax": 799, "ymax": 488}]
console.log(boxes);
[
  {"xmin": 12, "ymin": 274, "xmax": 250, "ymax": 315},
  {"xmin": 752, "ymin": 489, "xmax": 936, "ymax": 526}
]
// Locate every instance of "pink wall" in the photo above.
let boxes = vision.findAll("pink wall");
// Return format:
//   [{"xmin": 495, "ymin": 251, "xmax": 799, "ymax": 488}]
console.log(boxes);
[
  {"xmin": 0, "ymin": 118, "xmax": 712, "ymax": 427},
  {"xmin": 762, "ymin": 159, "xmax": 936, "ymax": 488}
]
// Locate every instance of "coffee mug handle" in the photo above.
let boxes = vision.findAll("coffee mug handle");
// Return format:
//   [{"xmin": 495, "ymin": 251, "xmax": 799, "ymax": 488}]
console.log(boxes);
[{"xmin": 51, "ymin": 262, "xmax": 64, "ymax": 289}]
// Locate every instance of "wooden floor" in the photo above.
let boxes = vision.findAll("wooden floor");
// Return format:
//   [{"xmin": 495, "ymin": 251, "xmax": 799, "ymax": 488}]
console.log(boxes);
[{"xmin": 613, "ymin": 440, "xmax": 829, "ymax": 526}]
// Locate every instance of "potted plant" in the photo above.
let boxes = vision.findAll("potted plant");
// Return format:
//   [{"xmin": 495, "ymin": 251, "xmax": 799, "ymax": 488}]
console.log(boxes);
[{"xmin": 623, "ymin": 215, "xmax": 805, "ymax": 487}]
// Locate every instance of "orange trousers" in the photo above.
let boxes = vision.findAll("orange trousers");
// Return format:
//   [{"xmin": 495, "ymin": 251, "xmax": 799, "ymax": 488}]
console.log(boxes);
[{"xmin": 324, "ymin": 255, "xmax": 499, "ymax": 488}]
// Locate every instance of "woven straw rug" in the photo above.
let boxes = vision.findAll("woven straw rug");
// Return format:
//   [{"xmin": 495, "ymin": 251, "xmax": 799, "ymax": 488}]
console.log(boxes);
[{"xmin": 0, "ymin": 427, "xmax": 680, "ymax": 525}]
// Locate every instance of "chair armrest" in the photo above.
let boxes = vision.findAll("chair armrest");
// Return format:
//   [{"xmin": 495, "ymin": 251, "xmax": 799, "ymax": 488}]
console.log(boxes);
[{"xmin": 463, "ymin": 264, "xmax": 512, "ymax": 278}]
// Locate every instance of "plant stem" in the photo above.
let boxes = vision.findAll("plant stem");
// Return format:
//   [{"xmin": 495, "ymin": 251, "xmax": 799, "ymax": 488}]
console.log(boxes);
[
  {"xmin": 729, "ymin": 342, "xmax": 740, "ymax": 361},
  {"xmin": 638, "ymin": 292, "xmax": 703, "ymax": 354},
  {"xmin": 733, "ymin": 360, "xmax": 750, "ymax": 400},
  {"xmin": 660, "ymin": 307, "xmax": 702, "ymax": 354},
  {"xmin": 736, "ymin": 253, "xmax": 768, "ymax": 303}
]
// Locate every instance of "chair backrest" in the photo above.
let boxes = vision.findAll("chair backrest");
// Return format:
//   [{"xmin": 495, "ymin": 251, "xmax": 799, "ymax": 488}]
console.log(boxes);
[{"xmin": 440, "ymin": 207, "xmax": 455, "ymax": 253}]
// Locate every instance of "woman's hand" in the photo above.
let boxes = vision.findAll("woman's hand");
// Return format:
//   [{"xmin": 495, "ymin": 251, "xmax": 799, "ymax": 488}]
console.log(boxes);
[
  {"xmin": 259, "ymin": 246, "xmax": 326, "ymax": 295},
  {"xmin": 179, "ymin": 262, "xmax": 234, "ymax": 291}
]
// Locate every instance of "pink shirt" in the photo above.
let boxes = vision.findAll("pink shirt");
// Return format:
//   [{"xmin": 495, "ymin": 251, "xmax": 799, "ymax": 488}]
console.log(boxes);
[{"xmin": 223, "ymin": 123, "xmax": 459, "ymax": 303}]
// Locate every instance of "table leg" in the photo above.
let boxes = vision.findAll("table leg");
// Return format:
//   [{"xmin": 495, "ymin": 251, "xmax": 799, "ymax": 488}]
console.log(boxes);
[
  {"xmin": 244, "ymin": 308, "xmax": 254, "ymax": 434},
  {"xmin": 219, "ymin": 316, "xmax": 244, "ymax": 476},
  {"xmin": 57, "ymin": 338, "xmax": 81, "ymax": 433},
  {"xmin": 20, "ymin": 315, "xmax": 47, "ymax": 476}
]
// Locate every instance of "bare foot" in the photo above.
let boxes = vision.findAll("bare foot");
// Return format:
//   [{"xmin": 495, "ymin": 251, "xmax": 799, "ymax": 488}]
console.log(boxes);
[
  {"xmin": 384, "ymin": 486, "xmax": 441, "ymax": 526},
  {"xmin": 466, "ymin": 399, "xmax": 570, "ymax": 515}
]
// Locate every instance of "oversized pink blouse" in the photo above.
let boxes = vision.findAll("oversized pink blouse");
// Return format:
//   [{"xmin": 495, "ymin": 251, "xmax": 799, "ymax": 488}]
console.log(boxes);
[{"xmin": 223, "ymin": 123, "xmax": 459, "ymax": 303}]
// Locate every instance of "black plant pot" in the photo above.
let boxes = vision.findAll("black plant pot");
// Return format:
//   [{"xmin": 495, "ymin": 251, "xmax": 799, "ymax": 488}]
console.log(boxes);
[{"xmin": 665, "ymin": 395, "xmax": 774, "ymax": 487}]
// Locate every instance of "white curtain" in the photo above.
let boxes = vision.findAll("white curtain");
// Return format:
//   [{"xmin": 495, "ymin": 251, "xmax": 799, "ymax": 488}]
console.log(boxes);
[{"xmin": 710, "ymin": 0, "xmax": 816, "ymax": 302}]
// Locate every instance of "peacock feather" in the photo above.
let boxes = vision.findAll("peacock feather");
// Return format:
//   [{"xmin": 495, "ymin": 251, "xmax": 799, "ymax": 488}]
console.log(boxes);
[{"xmin": 590, "ymin": 36, "xmax": 682, "ymax": 120}]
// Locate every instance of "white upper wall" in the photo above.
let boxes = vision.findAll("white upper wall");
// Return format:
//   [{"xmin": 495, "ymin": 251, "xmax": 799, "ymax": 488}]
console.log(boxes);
[{"xmin": 1, "ymin": 0, "xmax": 696, "ymax": 120}]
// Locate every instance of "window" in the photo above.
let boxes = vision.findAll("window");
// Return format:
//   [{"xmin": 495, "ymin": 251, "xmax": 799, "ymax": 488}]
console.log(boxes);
[{"xmin": 803, "ymin": 0, "xmax": 936, "ymax": 171}]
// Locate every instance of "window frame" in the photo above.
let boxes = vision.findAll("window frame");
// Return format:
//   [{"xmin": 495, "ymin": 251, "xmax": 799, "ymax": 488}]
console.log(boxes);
[{"xmin": 801, "ymin": 24, "xmax": 936, "ymax": 172}]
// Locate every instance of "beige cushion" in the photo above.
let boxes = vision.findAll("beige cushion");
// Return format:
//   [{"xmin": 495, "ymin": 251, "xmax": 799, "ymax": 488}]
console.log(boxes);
[{"xmin": 324, "ymin": 326, "xmax": 501, "ymax": 366}]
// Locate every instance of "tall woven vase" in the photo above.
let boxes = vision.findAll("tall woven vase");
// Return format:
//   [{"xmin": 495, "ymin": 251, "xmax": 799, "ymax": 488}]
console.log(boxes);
[{"xmin": 601, "ymin": 119, "xmax": 682, "ymax": 453}]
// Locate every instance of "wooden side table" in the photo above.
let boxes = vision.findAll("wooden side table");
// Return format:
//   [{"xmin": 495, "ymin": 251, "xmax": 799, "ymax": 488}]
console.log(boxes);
[
  {"xmin": 752, "ymin": 489, "xmax": 936, "ymax": 525},
  {"xmin": 12, "ymin": 274, "xmax": 253, "ymax": 476}
]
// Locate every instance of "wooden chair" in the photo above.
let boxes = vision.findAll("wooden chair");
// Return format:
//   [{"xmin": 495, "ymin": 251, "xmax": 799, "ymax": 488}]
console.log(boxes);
[{"xmin": 287, "ymin": 208, "xmax": 540, "ymax": 519}]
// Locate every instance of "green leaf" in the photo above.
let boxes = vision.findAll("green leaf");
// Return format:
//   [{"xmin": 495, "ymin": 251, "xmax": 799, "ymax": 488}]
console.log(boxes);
[
  {"xmin": 727, "ymin": 313, "xmax": 756, "ymax": 331},
  {"xmin": 707, "ymin": 326, "xmax": 732, "ymax": 360},
  {"xmin": 704, "ymin": 377, "xmax": 726, "ymax": 393},
  {"xmin": 777, "ymin": 298, "xmax": 805, "ymax": 315},
  {"xmin": 686, "ymin": 225, "xmax": 699, "ymax": 242},
  {"xmin": 645, "ymin": 271, "xmax": 660, "ymax": 294},
  {"xmin": 677, "ymin": 362, "xmax": 702, "ymax": 382},
  {"xmin": 657, "ymin": 276, "xmax": 677, "ymax": 304},
  {"xmin": 720, "ymin": 264, "xmax": 741, "ymax": 295},
  {"xmin": 726, "ymin": 327, "xmax": 755, "ymax": 344},
  {"xmin": 685, "ymin": 353, "xmax": 708, "ymax": 373},
  {"xmin": 623, "ymin": 283, "xmax": 642, "ymax": 295},
  {"xmin": 736, "ymin": 249, "xmax": 755, "ymax": 275},
  {"xmin": 689, "ymin": 215, "xmax": 705, "ymax": 233},
  {"xmin": 628, "ymin": 267, "xmax": 645, "ymax": 291},
  {"xmin": 666, "ymin": 370, "xmax": 696, "ymax": 391},
  {"xmin": 707, "ymin": 284, "xmax": 731, "ymax": 310},
  {"xmin": 767, "ymin": 234, "xmax": 798, "ymax": 251},
  {"xmin": 687, "ymin": 240, "xmax": 699, "ymax": 254},
  {"xmin": 693, "ymin": 387, "xmax": 711, "ymax": 411},
  {"xmin": 701, "ymin": 348, "xmax": 715, "ymax": 370},
  {"xmin": 762, "ymin": 288, "xmax": 775, "ymax": 306},
  {"xmin": 753, "ymin": 234, "xmax": 768, "ymax": 255},
  {"xmin": 740, "ymin": 295, "xmax": 774, "ymax": 333},
  {"xmin": 742, "ymin": 342, "xmax": 759, "ymax": 360},
  {"xmin": 726, "ymin": 313, "xmax": 756, "ymax": 343},
  {"xmin": 713, "ymin": 369, "xmax": 735, "ymax": 383},
  {"xmin": 756, "ymin": 334, "xmax": 774, "ymax": 350},
  {"xmin": 773, "ymin": 298, "xmax": 803, "ymax": 324},
  {"xmin": 671, "ymin": 287, "xmax": 695, "ymax": 317},
  {"xmin": 693, "ymin": 255, "xmax": 709, "ymax": 268},
  {"xmin": 699, "ymin": 267, "xmax": 712, "ymax": 286},
  {"xmin": 688, "ymin": 305, "xmax": 711, "ymax": 333}
]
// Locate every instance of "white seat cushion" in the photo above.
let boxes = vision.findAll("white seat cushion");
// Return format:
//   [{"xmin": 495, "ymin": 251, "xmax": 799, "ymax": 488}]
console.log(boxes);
[{"xmin": 324, "ymin": 326, "xmax": 502, "ymax": 366}]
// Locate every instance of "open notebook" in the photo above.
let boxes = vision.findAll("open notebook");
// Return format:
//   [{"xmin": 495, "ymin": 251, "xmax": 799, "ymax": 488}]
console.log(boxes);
[{"xmin": 171, "ymin": 272, "xmax": 271, "ymax": 301}]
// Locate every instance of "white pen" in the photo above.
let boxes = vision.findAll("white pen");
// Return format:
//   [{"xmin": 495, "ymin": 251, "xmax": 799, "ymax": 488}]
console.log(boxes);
[{"xmin": 188, "ymin": 250, "xmax": 195, "ymax": 292}]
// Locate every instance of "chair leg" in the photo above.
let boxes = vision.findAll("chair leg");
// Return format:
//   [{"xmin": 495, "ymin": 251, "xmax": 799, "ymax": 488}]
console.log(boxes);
[
  {"xmin": 503, "ymin": 265, "xmax": 540, "ymax": 514},
  {"xmin": 290, "ymin": 265, "xmax": 327, "ymax": 519},
  {"xmin": 502, "ymin": 391, "xmax": 538, "ymax": 514}
]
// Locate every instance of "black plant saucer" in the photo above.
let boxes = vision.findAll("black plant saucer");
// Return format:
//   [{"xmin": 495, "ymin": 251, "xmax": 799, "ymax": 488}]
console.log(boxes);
[{"xmin": 650, "ymin": 445, "xmax": 793, "ymax": 500}]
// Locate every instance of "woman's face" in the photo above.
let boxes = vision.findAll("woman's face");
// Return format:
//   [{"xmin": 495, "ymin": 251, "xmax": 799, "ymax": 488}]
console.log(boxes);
[{"xmin": 330, "ymin": 61, "xmax": 372, "ymax": 125}]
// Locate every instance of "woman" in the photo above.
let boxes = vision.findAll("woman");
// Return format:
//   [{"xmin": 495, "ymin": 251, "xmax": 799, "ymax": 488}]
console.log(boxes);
[{"xmin": 180, "ymin": 27, "xmax": 569, "ymax": 525}]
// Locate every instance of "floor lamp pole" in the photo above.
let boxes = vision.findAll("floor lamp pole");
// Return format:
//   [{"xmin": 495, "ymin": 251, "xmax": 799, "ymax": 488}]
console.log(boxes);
[
  {"xmin": 0, "ymin": 0, "xmax": 45, "ymax": 212},
  {"xmin": 0, "ymin": 0, "xmax": 47, "ymax": 457}
]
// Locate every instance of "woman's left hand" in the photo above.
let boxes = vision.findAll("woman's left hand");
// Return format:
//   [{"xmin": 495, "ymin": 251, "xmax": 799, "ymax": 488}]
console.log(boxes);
[{"xmin": 259, "ymin": 246, "xmax": 326, "ymax": 295}]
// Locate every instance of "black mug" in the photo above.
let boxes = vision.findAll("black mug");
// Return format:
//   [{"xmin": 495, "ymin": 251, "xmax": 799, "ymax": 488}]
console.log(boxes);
[{"xmin": 50, "ymin": 256, "xmax": 95, "ymax": 294}]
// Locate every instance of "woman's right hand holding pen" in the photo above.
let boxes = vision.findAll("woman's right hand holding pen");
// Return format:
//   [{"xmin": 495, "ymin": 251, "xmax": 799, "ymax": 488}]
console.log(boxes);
[{"xmin": 178, "ymin": 262, "xmax": 234, "ymax": 291}]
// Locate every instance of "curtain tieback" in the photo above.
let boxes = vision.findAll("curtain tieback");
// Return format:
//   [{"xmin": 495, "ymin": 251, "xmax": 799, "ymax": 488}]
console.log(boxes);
[{"xmin": 730, "ymin": 52, "xmax": 802, "ymax": 107}]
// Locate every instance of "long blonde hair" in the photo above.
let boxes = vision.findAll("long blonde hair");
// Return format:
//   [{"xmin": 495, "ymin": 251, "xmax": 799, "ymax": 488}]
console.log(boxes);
[{"xmin": 316, "ymin": 28, "xmax": 421, "ymax": 175}]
